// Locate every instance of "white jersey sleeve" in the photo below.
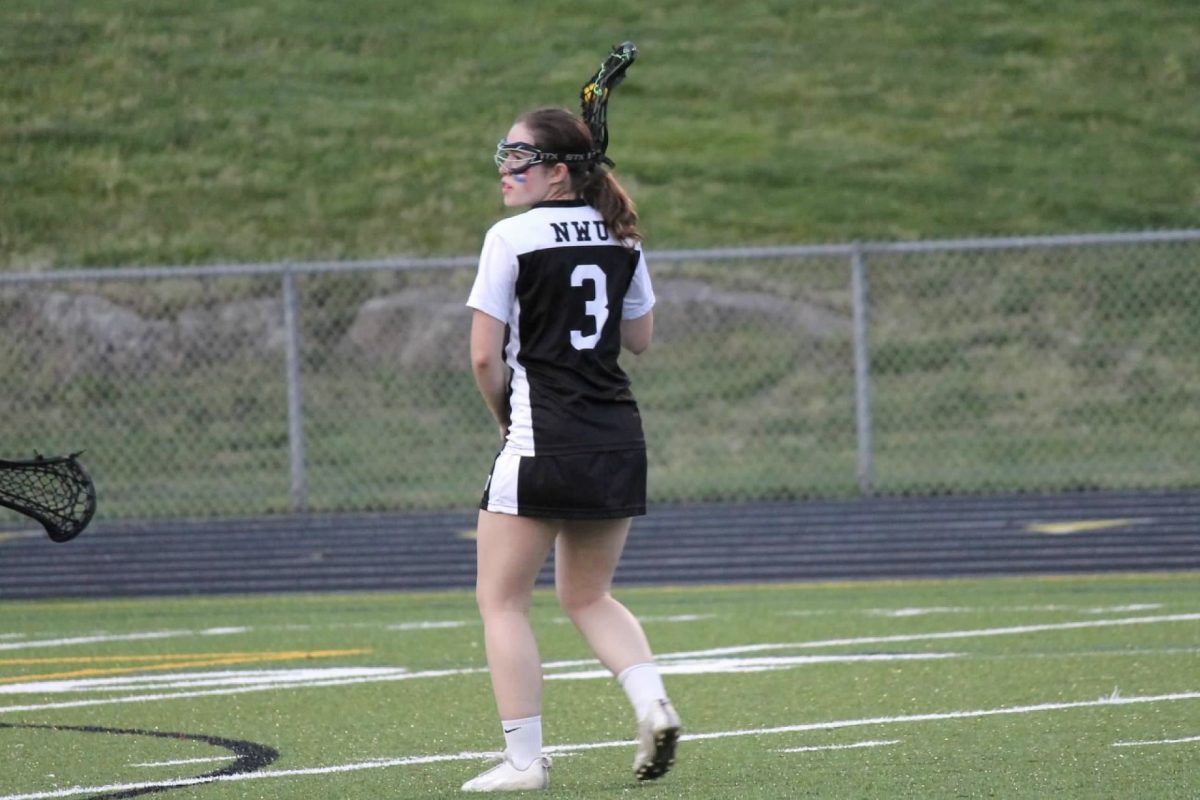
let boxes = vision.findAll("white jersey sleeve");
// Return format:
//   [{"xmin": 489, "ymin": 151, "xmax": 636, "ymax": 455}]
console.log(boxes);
[
  {"xmin": 622, "ymin": 248, "xmax": 655, "ymax": 320},
  {"xmin": 466, "ymin": 225, "xmax": 517, "ymax": 323}
]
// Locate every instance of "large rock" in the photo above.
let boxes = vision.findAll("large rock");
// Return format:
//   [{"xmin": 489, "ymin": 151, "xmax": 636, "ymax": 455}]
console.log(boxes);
[
  {"xmin": 652, "ymin": 279, "xmax": 850, "ymax": 341},
  {"xmin": 9, "ymin": 291, "xmax": 178, "ymax": 375},
  {"xmin": 342, "ymin": 288, "xmax": 470, "ymax": 368},
  {"xmin": 176, "ymin": 298, "xmax": 287, "ymax": 359},
  {"xmin": 5, "ymin": 290, "xmax": 290, "ymax": 376}
]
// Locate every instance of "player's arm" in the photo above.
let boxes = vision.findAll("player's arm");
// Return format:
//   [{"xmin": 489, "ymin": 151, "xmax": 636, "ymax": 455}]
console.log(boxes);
[
  {"xmin": 470, "ymin": 309, "xmax": 510, "ymax": 440},
  {"xmin": 621, "ymin": 309, "xmax": 653, "ymax": 355}
]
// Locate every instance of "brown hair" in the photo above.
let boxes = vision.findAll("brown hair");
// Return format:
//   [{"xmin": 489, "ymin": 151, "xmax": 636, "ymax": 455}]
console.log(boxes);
[{"xmin": 517, "ymin": 107, "xmax": 642, "ymax": 244}]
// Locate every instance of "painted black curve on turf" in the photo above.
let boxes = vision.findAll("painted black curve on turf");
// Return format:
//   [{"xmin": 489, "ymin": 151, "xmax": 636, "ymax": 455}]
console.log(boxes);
[{"xmin": 0, "ymin": 722, "xmax": 278, "ymax": 799}]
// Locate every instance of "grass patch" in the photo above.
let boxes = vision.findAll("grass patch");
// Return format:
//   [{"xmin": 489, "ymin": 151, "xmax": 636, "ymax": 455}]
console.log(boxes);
[{"xmin": 2, "ymin": 0, "xmax": 1199, "ymax": 269}]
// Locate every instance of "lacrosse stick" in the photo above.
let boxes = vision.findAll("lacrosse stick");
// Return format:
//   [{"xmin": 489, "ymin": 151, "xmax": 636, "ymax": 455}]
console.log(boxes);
[
  {"xmin": 579, "ymin": 41, "xmax": 638, "ymax": 167},
  {"xmin": 0, "ymin": 453, "xmax": 97, "ymax": 542}
]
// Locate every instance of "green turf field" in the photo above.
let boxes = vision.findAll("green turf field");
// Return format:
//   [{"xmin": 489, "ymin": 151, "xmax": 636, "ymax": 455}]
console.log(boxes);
[{"xmin": 2, "ymin": 573, "xmax": 1198, "ymax": 798}]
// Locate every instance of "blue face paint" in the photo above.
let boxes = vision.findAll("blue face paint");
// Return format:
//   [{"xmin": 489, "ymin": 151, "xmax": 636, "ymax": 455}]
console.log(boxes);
[{"xmin": 512, "ymin": 174, "xmax": 528, "ymax": 184}]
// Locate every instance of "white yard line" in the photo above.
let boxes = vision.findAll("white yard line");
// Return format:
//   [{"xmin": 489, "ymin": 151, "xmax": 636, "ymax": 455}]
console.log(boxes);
[
  {"xmin": 779, "ymin": 739, "xmax": 899, "ymax": 753},
  {"xmin": 2, "ymin": 690, "xmax": 1197, "ymax": 800},
  {"xmin": 662, "ymin": 613, "xmax": 1200, "ymax": 659},
  {"xmin": 0, "ymin": 629, "xmax": 245, "ymax": 652},
  {"xmin": 0, "ymin": 631, "xmax": 192, "ymax": 652},
  {"xmin": 547, "ymin": 652, "xmax": 960, "ymax": 680},
  {"xmin": 0, "ymin": 666, "xmax": 490, "ymax": 714},
  {"xmin": 387, "ymin": 621, "xmax": 469, "ymax": 631},
  {"xmin": 0, "ymin": 667, "xmax": 415, "ymax": 694},
  {"xmin": 1112, "ymin": 734, "xmax": 1200, "ymax": 747},
  {"xmin": 675, "ymin": 691, "xmax": 1200, "ymax": 742}
]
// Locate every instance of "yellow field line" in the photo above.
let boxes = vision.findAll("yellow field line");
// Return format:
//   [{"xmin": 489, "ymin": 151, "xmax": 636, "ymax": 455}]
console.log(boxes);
[{"xmin": 0, "ymin": 648, "xmax": 369, "ymax": 685}]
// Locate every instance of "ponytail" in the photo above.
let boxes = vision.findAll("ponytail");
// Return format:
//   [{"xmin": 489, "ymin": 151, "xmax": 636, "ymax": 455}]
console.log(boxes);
[{"xmin": 580, "ymin": 167, "xmax": 641, "ymax": 244}]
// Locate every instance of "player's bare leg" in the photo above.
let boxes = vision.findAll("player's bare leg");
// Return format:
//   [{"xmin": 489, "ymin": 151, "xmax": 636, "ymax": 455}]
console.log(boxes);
[
  {"xmin": 555, "ymin": 518, "xmax": 652, "ymax": 673},
  {"xmin": 556, "ymin": 518, "xmax": 682, "ymax": 780},
  {"xmin": 466, "ymin": 511, "xmax": 558, "ymax": 791},
  {"xmin": 475, "ymin": 510, "xmax": 558, "ymax": 718}
]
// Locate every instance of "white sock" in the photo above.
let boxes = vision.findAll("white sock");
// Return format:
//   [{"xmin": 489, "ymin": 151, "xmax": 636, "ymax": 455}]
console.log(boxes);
[
  {"xmin": 618, "ymin": 662, "xmax": 667, "ymax": 721},
  {"xmin": 501, "ymin": 715, "xmax": 542, "ymax": 770}
]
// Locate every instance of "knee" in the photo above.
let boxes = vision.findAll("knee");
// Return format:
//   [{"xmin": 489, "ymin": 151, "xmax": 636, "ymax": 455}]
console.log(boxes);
[
  {"xmin": 557, "ymin": 586, "xmax": 607, "ymax": 622},
  {"xmin": 476, "ymin": 584, "xmax": 531, "ymax": 620}
]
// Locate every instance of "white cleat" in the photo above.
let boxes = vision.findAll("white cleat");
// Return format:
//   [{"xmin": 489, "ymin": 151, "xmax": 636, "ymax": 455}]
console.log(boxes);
[
  {"xmin": 634, "ymin": 699, "xmax": 682, "ymax": 781},
  {"xmin": 461, "ymin": 751, "xmax": 551, "ymax": 792}
]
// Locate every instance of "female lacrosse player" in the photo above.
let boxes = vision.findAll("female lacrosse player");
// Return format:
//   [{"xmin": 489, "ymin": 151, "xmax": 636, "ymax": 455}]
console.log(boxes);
[{"xmin": 461, "ymin": 45, "xmax": 681, "ymax": 795}]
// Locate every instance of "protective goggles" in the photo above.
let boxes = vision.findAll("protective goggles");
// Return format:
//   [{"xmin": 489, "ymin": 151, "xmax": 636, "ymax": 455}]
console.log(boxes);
[{"xmin": 494, "ymin": 140, "xmax": 603, "ymax": 175}]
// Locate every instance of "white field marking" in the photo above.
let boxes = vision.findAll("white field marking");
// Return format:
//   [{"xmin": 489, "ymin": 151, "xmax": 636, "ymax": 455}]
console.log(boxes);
[
  {"xmin": 1113, "ymin": 734, "xmax": 1200, "ymax": 747},
  {"xmin": 998, "ymin": 603, "xmax": 1167, "ymax": 615},
  {"xmin": 543, "ymin": 639, "xmax": 968, "ymax": 672},
  {"xmin": 0, "ymin": 666, "xmax": 489, "ymax": 715},
  {"xmin": 286, "ymin": 620, "xmax": 473, "ymax": 632},
  {"xmin": 784, "ymin": 604, "xmax": 1172, "ymax": 619},
  {"xmin": 547, "ymin": 652, "xmax": 960, "ymax": 680},
  {"xmin": 0, "ymin": 653, "xmax": 957, "ymax": 703},
  {"xmin": 200, "ymin": 627, "xmax": 249, "ymax": 636},
  {"xmin": 779, "ymin": 739, "xmax": 900, "ymax": 753},
  {"xmin": 1084, "ymin": 604, "xmax": 1163, "ymax": 614},
  {"xmin": 866, "ymin": 607, "xmax": 970, "ymax": 618},
  {"xmin": 130, "ymin": 756, "xmax": 234, "ymax": 768},
  {"xmin": 0, "ymin": 667, "xmax": 412, "ymax": 695},
  {"xmin": 983, "ymin": 604, "xmax": 1171, "ymax": 616},
  {"xmin": 986, "ymin": 646, "xmax": 1200, "ymax": 661},
  {"xmin": 387, "ymin": 621, "xmax": 469, "ymax": 631},
  {"xmin": 550, "ymin": 613, "xmax": 715, "ymax": 625},
  {"xmin": 660, "ymin": 612, "xmax": 1200, "ymax": 660},
  {"xmin": 0, "ymin": 628, "xmax": 247, "ymax": 653},
  {"xmin": 634, "ymin": 614, "xmax": 717, "ymax": 623},
  {"xmin": 3, "ymin": 613, "xmax": 1193, "ymax": 715},
  {"xmin": 2, "ymin": 691, "xmax": 1197, "ymax": 800},
  {"xmin": 4, "ymin": 611, "xmax": 1195, "ymax": 712},
  {"xmin": 0, "ymin": 620, "xmax": 471, "ymax": 647},
  {"xmin": 0, "ymin": 631, "xmax": 191, "ymax": 652}
]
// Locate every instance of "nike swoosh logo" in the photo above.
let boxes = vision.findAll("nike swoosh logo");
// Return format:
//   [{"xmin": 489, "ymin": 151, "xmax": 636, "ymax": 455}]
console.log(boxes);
[{"xmin": 503, "ymin": 727, "xmax": 520, "ymax": 733}]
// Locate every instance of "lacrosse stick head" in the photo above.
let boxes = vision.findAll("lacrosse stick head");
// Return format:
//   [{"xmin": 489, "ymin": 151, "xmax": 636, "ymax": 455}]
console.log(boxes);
[
  {"xmin": 0, "ymin": 453, "xmax": 97, "ymax": 543},
  {"xmin": 579, "ymin": 41, "xmax": 638, "ymax": 167}
]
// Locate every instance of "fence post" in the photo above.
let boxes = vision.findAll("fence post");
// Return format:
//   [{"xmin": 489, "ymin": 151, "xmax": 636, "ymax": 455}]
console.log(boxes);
[
  {"xmin": 282, "ymin": 268, "xmax": 308, "ymax": 512},
  {"xmin": 851, "ymin": 244, "xmax": 874, "ymax": 495}
]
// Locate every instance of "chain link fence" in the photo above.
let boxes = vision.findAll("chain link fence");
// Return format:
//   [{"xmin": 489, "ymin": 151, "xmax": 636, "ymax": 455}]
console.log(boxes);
[{"xmin": 3, "ymin": 230, "xmax": 1198, "ymax": 522}]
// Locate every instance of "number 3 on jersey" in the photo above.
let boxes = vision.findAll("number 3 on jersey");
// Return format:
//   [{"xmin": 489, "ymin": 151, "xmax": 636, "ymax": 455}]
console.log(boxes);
[{"xmin": 570, "ymin": 263, "xmax": 608, "ymax": 350}]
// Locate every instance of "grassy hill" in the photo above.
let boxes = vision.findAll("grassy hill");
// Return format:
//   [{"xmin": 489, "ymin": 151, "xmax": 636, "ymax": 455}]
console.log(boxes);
[{"xmin": 2, "ymin": 0, "xmax": 1198, "ymax": 269}]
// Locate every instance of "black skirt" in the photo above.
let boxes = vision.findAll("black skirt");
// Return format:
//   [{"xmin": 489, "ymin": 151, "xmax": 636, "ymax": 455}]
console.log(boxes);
[{"xmin": 480, "ymin": 448, "xmax": 647, "ymax": 519}]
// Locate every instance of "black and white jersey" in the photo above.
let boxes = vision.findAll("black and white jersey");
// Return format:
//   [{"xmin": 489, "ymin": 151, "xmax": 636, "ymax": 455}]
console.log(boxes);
[{"xmin": 467, "ymin": 199, "xmax": 655, "ymax": 457}]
